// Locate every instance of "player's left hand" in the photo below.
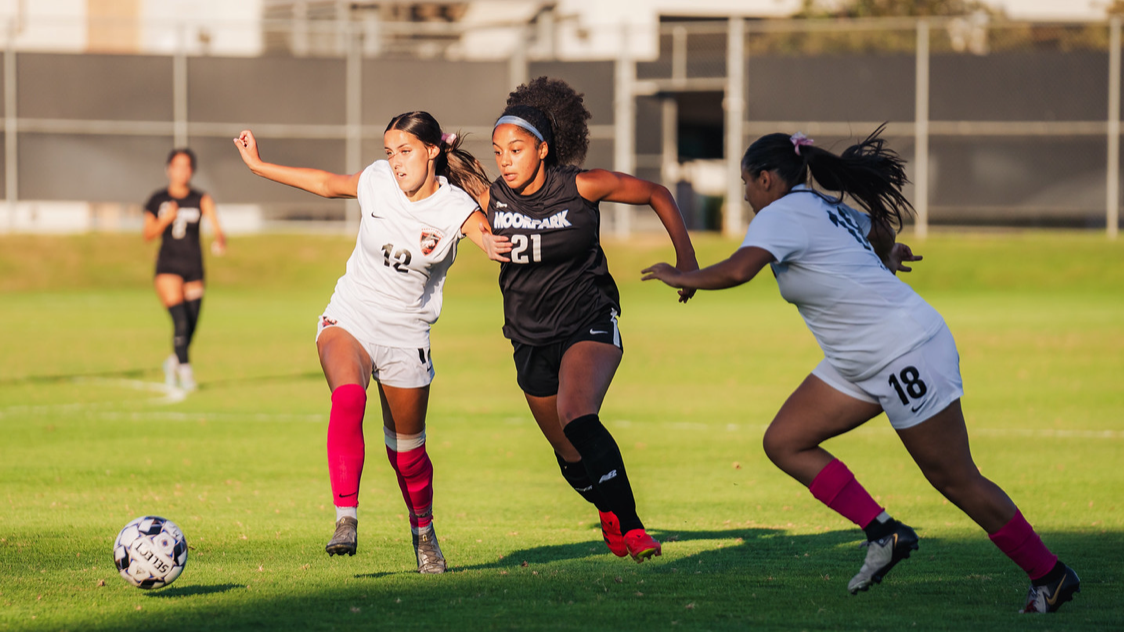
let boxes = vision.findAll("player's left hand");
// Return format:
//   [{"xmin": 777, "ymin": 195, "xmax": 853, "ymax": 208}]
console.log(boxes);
[
  {"xmin": 641, "ymin": 262, "xmax": 683, "ymax": 287},
  {"xmin": 888, "ymin": 242, "xmax": 922, "ymax": 273}
]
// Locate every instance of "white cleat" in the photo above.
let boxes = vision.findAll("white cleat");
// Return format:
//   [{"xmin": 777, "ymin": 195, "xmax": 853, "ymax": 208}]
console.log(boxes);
[
  {"xmin": 848, "ymin": 522, "xmax": 919, "ymax": 594},
  {"xmin": 163, "ymin": 355, "xmax": 179, "ymax": 388},
  {"xmin": 176, "ymin": 363, "xmax": 196, "ymax": 392}
]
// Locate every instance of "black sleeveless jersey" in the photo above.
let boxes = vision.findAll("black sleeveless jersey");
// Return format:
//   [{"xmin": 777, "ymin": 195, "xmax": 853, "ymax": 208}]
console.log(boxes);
[
  {"xmin": 487, "ymin": 165, "xmax": 621, "ymax": 345},
  {"xmin": 144, "ymin": 188, "xmax": 205, "ymax": 269}
]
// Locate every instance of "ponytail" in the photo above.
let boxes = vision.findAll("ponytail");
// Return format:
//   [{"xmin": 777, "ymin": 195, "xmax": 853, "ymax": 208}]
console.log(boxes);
[
  {"xmin": 742, "ymin": 124, "xmax": 913, "ymax": 230},
  {"xmin": 438, "ymin": 133, "xmax": 490, "ymax": 202}
]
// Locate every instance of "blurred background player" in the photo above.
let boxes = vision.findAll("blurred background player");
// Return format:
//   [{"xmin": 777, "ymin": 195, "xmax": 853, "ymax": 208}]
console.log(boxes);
[
  {"xmin": 642, "ymin": 127, "xmax": 1080, "ymax": 612},
  {"xmin": 482, "ymin": 77, "xmax": 699, "ymax": 563},
  {"xmin": 142, "ymin": 148, "xmax": 226, "ymax": 392},
  {"xmin": 234, "ymin": 112, "xmax": 507, "ymax": 574}
]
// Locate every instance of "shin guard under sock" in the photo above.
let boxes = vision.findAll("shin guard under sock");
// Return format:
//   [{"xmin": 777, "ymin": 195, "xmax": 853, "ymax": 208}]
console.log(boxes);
[
  {"xmin": 562, "ymin": 414, "xmax": 643, "ymax": 534},
  {"xmin": 555, "ymin": 451, "xmax": 611, "ymax": 512},
  {"xmin": 809, "ymin": 459, "xmax": 884, "ymax": 530},
  {"xmin": 184, "ymin": 298, "xmax": 202, "ymax": 347},
  {"xmin": 386, "ymin": 444, "xmax": 435, "ymax": 531},
  {"xmin": 168, "ymin": 303, "xmax": 189, "ymax": 364},
  {"xmin": 988, "ymin": 510, "xmax": 1058, "ymax": 581},
  {"xmin": 326, "ymin": 384, "xmax": 367, "ymax": 508}
]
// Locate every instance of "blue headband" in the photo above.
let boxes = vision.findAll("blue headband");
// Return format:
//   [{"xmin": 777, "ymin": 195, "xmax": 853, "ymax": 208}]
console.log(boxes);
[{"xmin": 494, "ymin": 115, "xmax": 545, "ymax": 142}]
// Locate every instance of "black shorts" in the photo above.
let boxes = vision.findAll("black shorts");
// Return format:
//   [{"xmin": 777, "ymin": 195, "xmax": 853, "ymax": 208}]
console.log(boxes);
[
  {"xmin": 511, "ymin": 309, "xmax": 623, "ymax": 398},
  {"xmin": 155, "ymin": 257, "xmax": 204, "ymax": 283}
]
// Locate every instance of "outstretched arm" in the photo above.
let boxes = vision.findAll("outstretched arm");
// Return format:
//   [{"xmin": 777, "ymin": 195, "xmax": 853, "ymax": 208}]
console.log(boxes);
[
  {"xmin": 234, "ymin": 129, "xmax": 360, "ymax": 199},
  {"xmin": 577, "ymin": 169, "xmax": 699, "ymax": 302},
  {"xmin": 460, "ymin": 209, "xmax": 511, "ymax": 262},
  {"xmin": 642, "ymin": 246, "xmax": 775, "ymax": 291}
]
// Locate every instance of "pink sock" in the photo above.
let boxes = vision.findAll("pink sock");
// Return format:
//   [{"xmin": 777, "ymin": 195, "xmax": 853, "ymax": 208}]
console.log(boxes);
[
  {"xmin": 808, "ymin": 458, "xmax": 884, "ymax": 528},
  {"xmin": 988, "ymin": 510, "xmax": 1058, "ymax": 580},
  {"xmin": 326, "ymin": 384, "xmax": 366, "ymax": 508},
  {"xmin": 386, "ymin": 444, "xmax": 434, "ymax": 530}
]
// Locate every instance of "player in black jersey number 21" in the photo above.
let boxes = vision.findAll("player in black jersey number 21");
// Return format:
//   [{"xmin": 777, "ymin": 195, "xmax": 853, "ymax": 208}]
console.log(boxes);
[
  {"xmin": 481, "ymin": 77, "xmax": 699, "ymax": 562},
  {"xmin": 142, "ymin": 148, "xmax": 226, "ymax": 392}
]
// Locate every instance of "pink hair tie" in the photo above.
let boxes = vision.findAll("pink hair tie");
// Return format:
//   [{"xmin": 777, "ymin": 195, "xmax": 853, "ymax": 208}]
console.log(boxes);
[
  {"xmin": 441, "ymin": 132, "xmax": 457, "ymax": 145},
  {"xmin": 790, "ymin": 132, "xmax": 814, "ymax": 155}
]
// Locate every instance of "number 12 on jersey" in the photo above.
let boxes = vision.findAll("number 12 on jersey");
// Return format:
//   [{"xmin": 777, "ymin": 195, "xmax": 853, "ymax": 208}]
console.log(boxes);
[{"xmin": 510, "ymin": 234, "xmax": 542, "ymax": 264}]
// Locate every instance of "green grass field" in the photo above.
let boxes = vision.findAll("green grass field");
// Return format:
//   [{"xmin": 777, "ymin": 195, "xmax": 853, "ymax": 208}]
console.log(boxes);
[{"xmin": 1, "ymin": 231, "xmax": 1122, "ymax": 631}]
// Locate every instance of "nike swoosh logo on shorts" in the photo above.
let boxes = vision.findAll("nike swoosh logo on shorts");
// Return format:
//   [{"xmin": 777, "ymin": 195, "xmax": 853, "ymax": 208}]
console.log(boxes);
[{"xmin": 590, "ymin": 329, "xmax": 609, "ymax": 335}]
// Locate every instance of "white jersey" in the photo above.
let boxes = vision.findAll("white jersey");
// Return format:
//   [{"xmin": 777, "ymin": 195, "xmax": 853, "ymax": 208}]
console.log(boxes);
[
  {"xmin": 325, "ymin": 160, "xmax": 479, "ymax": 349},
  {"xmin": 740, "ymin": 185, "xmax": 945, "ymax": 381}
]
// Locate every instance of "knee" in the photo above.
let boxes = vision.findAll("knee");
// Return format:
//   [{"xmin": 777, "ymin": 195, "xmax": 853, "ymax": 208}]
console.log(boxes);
[{"xmin": 761, "ymin": 424, "xmax": 794, "ymax": 468}]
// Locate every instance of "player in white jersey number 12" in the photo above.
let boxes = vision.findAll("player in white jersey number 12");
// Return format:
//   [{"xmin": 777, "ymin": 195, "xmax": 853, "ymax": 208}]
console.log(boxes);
[
  {"xmin": 643, "ymin": 127, "xmax": 1079, "ymax": 613},
  {"xmin": 234, "ymin": 112, "xmax": 510, "ymax": 574}
]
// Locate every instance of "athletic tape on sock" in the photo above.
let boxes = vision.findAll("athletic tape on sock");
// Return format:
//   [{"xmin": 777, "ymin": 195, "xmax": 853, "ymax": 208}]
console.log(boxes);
[{"xmin": 384, "ymin": 426, "xmax": 426, "ymax": 451}]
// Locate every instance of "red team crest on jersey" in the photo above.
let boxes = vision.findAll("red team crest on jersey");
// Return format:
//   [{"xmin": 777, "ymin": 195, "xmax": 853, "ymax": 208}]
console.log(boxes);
[
  {"xmin": 321, "ymin": 316, "xmax": 337, "ymax": 328},
  {"xmin": 420, "ymin": 230, "xmax": 443, "ymax": 256}
]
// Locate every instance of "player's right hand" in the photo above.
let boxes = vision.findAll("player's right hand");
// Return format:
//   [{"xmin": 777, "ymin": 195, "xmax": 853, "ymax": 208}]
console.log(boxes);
[
  {"xmin": 233, "ymin": 130, "xmax": 261, "ymax": 167},
  {"xmin": 158, "ymin": 200, "xmax": 179, "ymax": 222}
]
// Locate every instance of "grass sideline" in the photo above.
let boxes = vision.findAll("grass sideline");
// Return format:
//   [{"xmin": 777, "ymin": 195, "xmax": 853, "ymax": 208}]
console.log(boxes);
[{"xmin": 1, "ymin": 231, "xmax": 1122, "ymax": 631}]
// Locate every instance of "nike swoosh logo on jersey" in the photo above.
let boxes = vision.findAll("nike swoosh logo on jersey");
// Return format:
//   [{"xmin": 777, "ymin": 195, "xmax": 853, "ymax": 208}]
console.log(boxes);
[
  {"xmin": 370, "ymin": 212, "xmax": 385, "ymax": 219},
  {"xmin": 590, "ymin": 329, "xmax": 609, "ymax": 335},
  {"xmin": 910, "ymin": 404, "xmax": 922, "ymax": 413}
]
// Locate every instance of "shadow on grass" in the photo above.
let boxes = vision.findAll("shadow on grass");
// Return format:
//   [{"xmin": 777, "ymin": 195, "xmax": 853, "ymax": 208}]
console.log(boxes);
[
  {"xmin": 146, "ymin": 583, "xmax": 244, "ymax": 598},
  {"xmin": 59, "ymin": 530, "xmax": 1122, "ymax": 631}
]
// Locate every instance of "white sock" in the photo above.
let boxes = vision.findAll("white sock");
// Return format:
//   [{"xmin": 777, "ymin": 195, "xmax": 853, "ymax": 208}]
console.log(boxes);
[
  {"xmin": 875, "ymin": 510, "xmax": 891, "ymax": 523},
  {"xmin": 336, "ymin": 506, "xmax": 357, "ymax": 522}
]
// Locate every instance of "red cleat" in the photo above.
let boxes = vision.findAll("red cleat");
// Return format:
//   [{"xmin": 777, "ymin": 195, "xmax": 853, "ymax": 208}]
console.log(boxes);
[
  {"xmin": 623, "ymin": 529, "xmax": 662, "ymax": 563},
  {"xmin": 599, "ymin": 511, "xmax": 628, "ymax": 557}
]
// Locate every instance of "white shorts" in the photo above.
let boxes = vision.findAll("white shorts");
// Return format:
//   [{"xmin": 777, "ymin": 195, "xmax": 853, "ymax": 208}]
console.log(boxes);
[
  {"xmin": 316, "ymin": 315, "xmax": 435, "ymax": 389},
  {"xmin": 811, "ymin": 324, "xmax": 964, "ymax": 430}
]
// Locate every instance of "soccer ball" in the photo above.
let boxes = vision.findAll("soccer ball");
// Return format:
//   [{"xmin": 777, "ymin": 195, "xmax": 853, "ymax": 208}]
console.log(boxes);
[{"xmin": 113, "ymin": 516, "xmax": 188, "ymax": 589}]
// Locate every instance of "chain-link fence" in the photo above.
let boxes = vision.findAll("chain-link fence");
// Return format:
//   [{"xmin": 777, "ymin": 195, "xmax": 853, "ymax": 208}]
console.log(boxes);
[{"xmin": 1, "ymin": 15, "xmax": 1119, "ymax": 238}]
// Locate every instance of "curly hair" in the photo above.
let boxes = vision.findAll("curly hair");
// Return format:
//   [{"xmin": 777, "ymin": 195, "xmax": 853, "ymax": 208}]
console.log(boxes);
[{"xmin": 502, "ymin": 77, "xmax": 591, "ymax": 167}]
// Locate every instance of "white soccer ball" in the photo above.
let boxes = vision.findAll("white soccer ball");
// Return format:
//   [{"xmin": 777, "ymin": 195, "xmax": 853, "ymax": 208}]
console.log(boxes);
[{"xmin": 113, "ymin": 516, "xmax": 188, "ymax": 589}]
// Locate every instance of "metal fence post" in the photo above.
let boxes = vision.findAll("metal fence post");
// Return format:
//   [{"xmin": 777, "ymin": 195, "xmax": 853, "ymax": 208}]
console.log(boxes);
[
  {"xmin": 345, "ymin": 20, "xmax": 362, "ymax": 232},
  {"xmin": 723, "ymin": 16, "xmax": 745, "ymax": 239},
  {"xmin": 4, "ymin": 17, "xmax": 17, "ymax": 231},
  {"xmin": 1108, "ymin": 17, "xmax": 1120, "ymax": 240},
  {"xmin": 613, "ymin": 24, "xmax": 635, "ymax": 239},
  {"xmin": 914, "ymin": 19, "xmax": 930, "ymax": 239},
  {"xmin": 173, "ymin": 22, "xmax": 188, "ymax": 148},
  {"xmin": 509, "ymin": 25, "xmax": 528, "ymax": 90}
]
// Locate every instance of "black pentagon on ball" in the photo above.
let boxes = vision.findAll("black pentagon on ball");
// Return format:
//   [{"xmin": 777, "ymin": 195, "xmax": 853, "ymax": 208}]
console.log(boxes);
[
  {"xmin": 139, "ymin": 577, "xmax": 162, "ymax": 589},
  {"xmin": 114, "ymin": 551, "xmax": 130, "ymax": 572},
  {"xmin": 140, "ymin": 517, "xmax": 166, "ymax": 535}
]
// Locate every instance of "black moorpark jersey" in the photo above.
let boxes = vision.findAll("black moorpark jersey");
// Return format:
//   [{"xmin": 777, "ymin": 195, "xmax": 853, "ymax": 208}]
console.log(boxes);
[
  {"xmin": 144, "ymin": 188, "xmax": 205, "ymax": 272},
  {"xmin": 488, "ymin": 165, "xmax": 621, "ymax": 345}
]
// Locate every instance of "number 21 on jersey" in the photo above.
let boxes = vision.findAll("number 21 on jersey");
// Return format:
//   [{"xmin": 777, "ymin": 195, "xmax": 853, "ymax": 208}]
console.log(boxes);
[{"xmin": 510, "ymin": 234, "xmax": 542, "ymax": 264}]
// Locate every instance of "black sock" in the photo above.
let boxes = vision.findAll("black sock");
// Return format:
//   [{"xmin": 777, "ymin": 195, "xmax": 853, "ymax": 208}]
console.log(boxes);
[
  {"xmin": 862, "ymin": 512, "xmax": 896, "ymax": 541},
  {"xmin": 1034, "ymin": 560, "xmax": 1067, "ymax": 587},
  {"xmin": 168, "ymin": 303, "xmax": 189, "ymax": 364},
  {"xmin": 184, "ymin": 298, "xmax": 202, "ymax": 347},
  {"xmin": 562, "ymin": 414, "xmax": 643, "ymax": 534},
  {"xmin": 555, "ymin": 452, "xmax": 610, "ymax": 512}
]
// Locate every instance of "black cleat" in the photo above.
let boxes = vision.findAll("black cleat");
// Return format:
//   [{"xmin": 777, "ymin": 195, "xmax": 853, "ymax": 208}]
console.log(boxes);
[
  {"xmin": 325, "ymin": 517, "xmax": 357, "ymax": 557},
  {"xmin": 848, "ymin": 521, "xmax": 919, "ymax": 594},
  {"xmin": 1023, "ymin": 563, "xmax": 1080, "ymax": 613}
]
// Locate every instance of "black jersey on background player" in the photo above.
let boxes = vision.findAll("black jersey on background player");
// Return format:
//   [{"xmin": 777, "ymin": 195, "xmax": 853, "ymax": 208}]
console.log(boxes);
[
  {"xmin": 144, "ymin": 188, "xmax": 205, "ymax": 281},
  {"xmin": 488, "ymin": 164, "xmax": 620, "ymax": 345}
]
